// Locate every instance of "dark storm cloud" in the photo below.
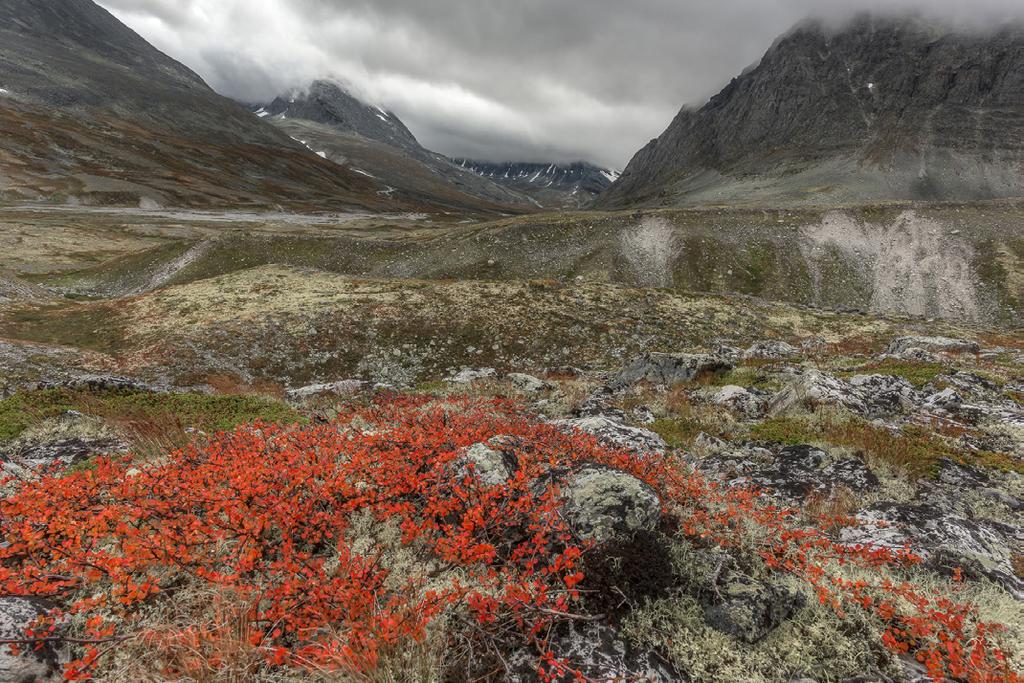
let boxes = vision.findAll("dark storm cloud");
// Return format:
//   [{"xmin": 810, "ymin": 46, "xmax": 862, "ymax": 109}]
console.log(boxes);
[{"xmin": 99, "ymin": 0, "xmax": 1024, "ymax": 168}]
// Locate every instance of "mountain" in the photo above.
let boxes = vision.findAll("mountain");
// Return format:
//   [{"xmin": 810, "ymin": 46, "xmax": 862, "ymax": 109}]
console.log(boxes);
[
  {"xmin": 452, "ymin": 161, "xmax": 619, "ymax": 209},
  {"xmin": 598, "ymin": 15, "xmax": 1024, "ymax": 208},
  {"xmin": 0, "ymin": 0, "xmax": 390, "ymax": 209},
  {"xmin": 256, "ymin": 81, "xmax": 536, "ymax": 213}
]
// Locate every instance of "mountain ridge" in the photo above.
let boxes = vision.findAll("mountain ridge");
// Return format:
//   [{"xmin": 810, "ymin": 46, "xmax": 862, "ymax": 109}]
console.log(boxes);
[{"xmin": 597, "ymin": 14, "xmax": 1024, "ymax": 208}]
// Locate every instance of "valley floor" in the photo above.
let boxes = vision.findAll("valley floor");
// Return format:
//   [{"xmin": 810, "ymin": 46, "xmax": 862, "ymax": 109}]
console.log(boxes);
[{"xmin": 0, "ymin": 202, "xmax": 1021, "ymax": 682}]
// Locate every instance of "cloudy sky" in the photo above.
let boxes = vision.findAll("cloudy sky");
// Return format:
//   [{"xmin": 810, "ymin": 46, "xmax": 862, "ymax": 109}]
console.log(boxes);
[{"xmin": 98, "ymin": 0, "xmax": 1024, "ymax": 169}]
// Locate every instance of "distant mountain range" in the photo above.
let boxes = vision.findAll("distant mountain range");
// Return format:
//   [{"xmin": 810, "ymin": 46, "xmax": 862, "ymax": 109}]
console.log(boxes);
[
  {"xmin": 599, "ymin": 15, "xmax": 1024, "ymax": 208},
  {"xmin": 256, "ymin": 82, "xmax": 618, "ymax": 211},
  {"xmin": 254, "ymin": 81, "xmax": 537, "ymax": 213},
  {"xmin": 3, "ymin": 2, "xmax": 1023, "ymax": 212},
  {"xmin": 452, "ymin": 161, "xmax": 619, "ymax": 209}
]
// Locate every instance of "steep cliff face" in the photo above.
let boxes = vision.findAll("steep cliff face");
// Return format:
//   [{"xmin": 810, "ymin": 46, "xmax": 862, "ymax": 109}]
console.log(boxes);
[{"xmin": 598, "ymin": 15, "xmax": 1024, "ymax": 208}]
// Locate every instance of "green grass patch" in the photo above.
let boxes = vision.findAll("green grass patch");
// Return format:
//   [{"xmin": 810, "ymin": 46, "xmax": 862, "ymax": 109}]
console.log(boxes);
[
  {"xmin": 651, "ymin": 418, "xmax": 706, "ymax": 450},
  {"xmin": 749, "ymin": 415, "xmax": 1021, "ymax": 478},
  {"xmin": 839, "ymin": 361, "xmax": 948, "ymax": 388},
  {"xmin": 0, "ymin": 388, "xmax": 302, "ymax": 443},
  {"xmin": 0, "ymin": 302, "xmax": 127, "ymax": 352},
  {"xmin": 749, "ymin": 416, "xmax": 819, "ymax": 446}
]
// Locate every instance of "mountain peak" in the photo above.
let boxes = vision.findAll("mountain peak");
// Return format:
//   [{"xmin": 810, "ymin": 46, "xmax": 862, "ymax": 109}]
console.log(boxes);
[{"xmin": 260, "ymin": 80, "xmax": 422, "ymax": 154}]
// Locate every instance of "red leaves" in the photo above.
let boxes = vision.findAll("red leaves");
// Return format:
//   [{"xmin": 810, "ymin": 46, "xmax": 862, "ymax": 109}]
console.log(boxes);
[{"xmin": 0, "ymin": 394, "xmax": 1018, "ymax": 682}]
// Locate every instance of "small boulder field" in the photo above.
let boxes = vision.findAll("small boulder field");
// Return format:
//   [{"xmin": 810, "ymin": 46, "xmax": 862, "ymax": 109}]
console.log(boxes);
[{"xmin": 0, "ymin": 334, "xmax": 1021, "ymax": 683}]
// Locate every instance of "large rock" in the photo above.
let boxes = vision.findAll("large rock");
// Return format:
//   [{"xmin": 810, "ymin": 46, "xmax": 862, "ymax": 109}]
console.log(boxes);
[
  {"xmin": 846, "ymin": 374, "xmax": 920, "ymax": 414},
  {"xmin": 0, "ymin": 598, "xmax": 63, "ymax": 682},
  {"xmin": 840, "ymin": 502, "xmax": 1024, "ymax": 599},
  {"xmin": 446, "ymin": 368, "xmax": 498, "ymax": 384},
  {"xmin": 613, "ymin": 353, "xmax": 732, "ymax": 388},
  {"xmin": 3, "ymin": 437, "xmax": 124, "ymax": 471},
  {"xmin": 452, "ymin": 440, "xmax": 518, "ymax": 487},
  {"xmin": 560, "ymin": 464, "xmax": 661, "ymax": 543},
  {"xmin": 885, "ymin": 336, "xmax": 980, "ymax": 357},
  {"xmin": 703, "ymin": 571, "xmax": 806, "ymax": 644},
  {"xmin": 743, "ymin": 340, "xmax": 799, "ymax": 361},
  {"xmin": 35, "ymin": 374, "xmax": 166, "ymax": 394},
  {"xmin": 285, "ymin": 379, "xmax": 367, "ymax": 401},
  {"xmin": 505, "ymin": 621, "xmax": 685, "ymax": 682},
  {"xmin": 707, "ymin": 444, "xmax": 878, "ymax": 503},
  {"xmin": 769, "ymin": 371, "xmax": 919, "ymax": 419},
  {"xmin": 552, "ymin": 416, "xmax": 667, "ymax": 456},
  {"xmin": 711, "ymin": 385, "xmax": 769, "ymax": 419},
  {"xmin": 507, "ymin": 373, "xmax": 554, "ymax": 393}
]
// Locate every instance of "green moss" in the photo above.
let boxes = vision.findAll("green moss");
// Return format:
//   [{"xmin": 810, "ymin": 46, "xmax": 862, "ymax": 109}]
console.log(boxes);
[
  {"xmin": 0, "ymin": 388, "xmax": 302, "ymax": 442},
  {"xmin": 651, "ymin": 418, "xmax": 705, "ymax": 449},
  {"xmin": 0, "ymin": 389, "xmax": 79, "ymax": 441},
  {"xmin": 749, "ymin": 417, "xmax": 818, "ymax": 446},
  {"xmin": 1, "ymin": 302, "xmax": 129, "ymax": 353},
  {"xmin": 839, "ymin": 360, "xmax": 948, "ymax": 388},
  {"xmin": 749, "ymin": 416, "xmax": 1001, "ymax": 478}
]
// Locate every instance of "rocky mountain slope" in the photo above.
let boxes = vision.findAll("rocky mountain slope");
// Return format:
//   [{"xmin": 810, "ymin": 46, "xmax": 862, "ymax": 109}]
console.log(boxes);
[
  {"xmin": 453, "ymin": 160, "xmax": 620, "ymax": 209},
  {"xmin": 257, "ymin": 81, "xmax": 537, "ymax": 213},
  {"xmin": 599, "ymin": 15, "xmax": 1024, "ymax": 208},
  {"xmin": 0, "ymin": 0, "xmax": 401, "ymax": 210}
]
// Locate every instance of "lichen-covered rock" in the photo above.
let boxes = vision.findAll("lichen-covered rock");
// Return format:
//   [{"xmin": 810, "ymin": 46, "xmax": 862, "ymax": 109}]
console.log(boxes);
[
  {"xmin": 719, "ymin": 444, "xmax": 878, "ymax": 503},
  {"xmin": 770, "ymin": 371, "xmax": 918, "ymax": 419},
  {"xmin": 885, "ymin": 336, "xmax": 980, "ymax": 357},
  {"xmin": 846, "ymin": 374, "xmax": 920, "ymax": 414},
  {"xmin": 560, "ymin": 464, "xmax": 661, "ymax": 543},
  {"xmin": 840, "ymin": 502, "xmax": 1024, "ymax": 599},
  {"xmin": 507, "ymin": 372, "xmax": 553, "ymax": 393},
  {"xmin": 0, "ymin": 598, "xmax": 63, "ymax": 682},
  {"xmin": 712, "ymin": 385, "xmax": 769, "ymax": 419},
  {"xmin": 505, "ymin": 622, "xmax": 685, "ymax": 682},
  {"xmin": 453, "ymin": 441, "xmax": 517, "ymax": 486},
  {"xmin": 613, "ymin": 352, "xmax": 732, "ymax": 388},
  {"xmin": 285, "ymin": 379, "xmax": 368, "ymax": 401},
  {"xmin": 446, "ymin": 367, "xmax": 497, "ymax": 384},
  {"xmin": 3, "ymin": 437, "xmax": 124, "ymax": 470},
  {"xmin": 769, "ymin": 370, "xmax": 870, "ymax": 416},
  {"xmin": 553, "ymin": 416, "xmax": 667, "ymax": 455},
  {"xmin": 743, "ymin": 340, "xmax": 799, "ymax": 360},
  {"xmin": 703, "ymin": 571, "xmax": 806, "ymax": 644},
  {"xmin": 34, "ymin": 374, "xmax": 166, "ymax": 394}
]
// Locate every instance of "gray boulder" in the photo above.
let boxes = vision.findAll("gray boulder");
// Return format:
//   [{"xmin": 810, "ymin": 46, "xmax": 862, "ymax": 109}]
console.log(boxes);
[
  {"xmin": 552, "ymin": 416, "xmax": 667, "ymax": 456},
  {"xmin": 716, "ymin": 445, "xmax": 878, "ymax": 503},
  {"xmin": 712, "ymin": 385, "xmax": 769, "ymax": 419},
  {"xmin": 885, "ymin": 336, "xmax": 980, "ymax": 357},
  {"xmin": 846, "ymin": 374, "xmax": 920, "ymax": 414},
  {"xmin": 743, "ymin": 340, "xmax": 799, "ymax": 360},
  {"xmin": 560, "ymin": 464, "xmax": 661, "ymax": 543},
  {"xmin": 703, "ymin": 571, "xmax": 806, "ymax": 643},
  {"xmin": 285, "ymin": 379, "xmax": 368, "ymax": 401},
  {"xmin": 0, "ymin": 598, "xmax": 63, "ymax": 682},
  {"xmin": 613, "ymin": 352, "xmax": 732, "ymax": 388},
  {"xmin": 840, "ymin": 502, "xmax": 1024, "ymax": 599},
  {"xmin": 507, "ymin": 373, "xmax": 554, "ymax": 393},
  {"xmin": 452, "ymin": 440, "xmax": 517, "ymax": 487},
  {"xmin": 770, "ymin": 371, "xmax": 919, "ymax": 419},
  {"xmin": 505, "ymin": 622, "xmax": 685, "ymax": 682},
  {"xmin": 447, "ymin": 367, "xmax": 498, "ymax": 384}
]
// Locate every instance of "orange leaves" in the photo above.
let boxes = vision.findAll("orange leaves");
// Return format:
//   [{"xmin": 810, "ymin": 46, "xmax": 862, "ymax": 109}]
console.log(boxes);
[{"xmin": 0, "ymin": 394, "xmax": 1019, "ymax": 682}]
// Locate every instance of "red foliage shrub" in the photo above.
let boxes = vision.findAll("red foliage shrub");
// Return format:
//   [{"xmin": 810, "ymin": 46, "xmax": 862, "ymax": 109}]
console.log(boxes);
[{"xmin": 0, "ymin": 395, "xmax": 1019, "ymax": 682}]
